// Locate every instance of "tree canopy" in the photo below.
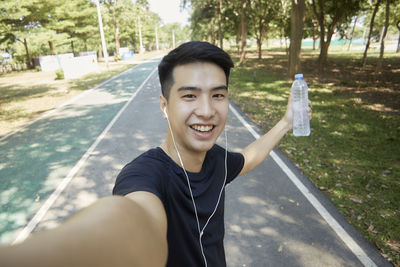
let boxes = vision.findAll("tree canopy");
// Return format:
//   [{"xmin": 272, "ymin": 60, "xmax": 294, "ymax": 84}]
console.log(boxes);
[
  {"xmin": 1, "ymin": 0, "xmax": 399, "ymax": 71},
  {"xmin": 0, "ymin": 0, "xmax": 189, "ymax": 67}
]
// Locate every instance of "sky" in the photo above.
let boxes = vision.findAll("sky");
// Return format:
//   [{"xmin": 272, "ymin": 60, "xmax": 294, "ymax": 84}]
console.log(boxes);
[{"xmin": 146, "ymin": 0, "xmax": 190, "ymax": 26}]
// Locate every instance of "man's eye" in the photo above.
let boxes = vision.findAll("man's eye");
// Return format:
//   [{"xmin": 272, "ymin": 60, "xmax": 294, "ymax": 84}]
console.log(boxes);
[
  {"xmin": 213, "ymin": 94, "xmax": 225, "ymax": 99},
  {"xmin": 183, "ymin": 94, "xmax": 196, "ymax": 99}
]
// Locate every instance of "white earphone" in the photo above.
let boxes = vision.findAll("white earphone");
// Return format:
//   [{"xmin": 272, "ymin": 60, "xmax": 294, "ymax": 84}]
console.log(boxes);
[
  {"xmin": 163, "ymin": 105, "xmax": 227, "ymax": 267},
  {"xmin": 163, "ymin": 107, "xmax": 168, "ymax": 118}
]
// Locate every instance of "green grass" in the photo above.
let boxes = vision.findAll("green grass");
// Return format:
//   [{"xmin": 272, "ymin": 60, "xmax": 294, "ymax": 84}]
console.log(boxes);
[
  {"xmin": 0, "ymin": 63, "xmax": 134, "ymax": 122},
  {"xmin": 69, "ymin": 64, "xmax": 134, "ymax": 91},
  {"xmin": 228, "ymin": 51, "xmax": 400, "ymax": 265}
]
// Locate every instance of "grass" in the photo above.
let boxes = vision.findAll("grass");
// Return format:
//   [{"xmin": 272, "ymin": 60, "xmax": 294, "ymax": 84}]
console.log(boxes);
[
  {"xmin": 228, "ymin": 47, "xmax": 400, "ymax": 265},
  {"xmin": 68, "ymin": 64, "xmax": 134, "ymax": 91},
  {"xmin": 0, "ymin": 63, "xmax": 134, "ymax": 137}
]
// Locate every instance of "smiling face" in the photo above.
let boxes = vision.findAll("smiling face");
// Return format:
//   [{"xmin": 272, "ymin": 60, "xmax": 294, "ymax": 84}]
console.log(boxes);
[{"xmin": 160, "ymin": 61, "xmax": 229, "ymax": 158}]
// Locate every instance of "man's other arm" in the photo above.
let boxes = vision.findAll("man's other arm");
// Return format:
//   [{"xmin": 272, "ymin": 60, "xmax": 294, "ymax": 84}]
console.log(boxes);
[
  {"xmin": 239, "ymin": 93, "xmax": 310, "ymax": 176},
  {"xmin": 0, "ymin": 192, "xmax": 167, "ymax": 267}
]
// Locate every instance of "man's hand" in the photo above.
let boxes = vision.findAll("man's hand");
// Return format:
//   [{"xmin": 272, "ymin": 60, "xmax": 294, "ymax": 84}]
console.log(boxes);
[{"xmin": 282, "ymin": 92, "xmax": 312, "ymax": 131}]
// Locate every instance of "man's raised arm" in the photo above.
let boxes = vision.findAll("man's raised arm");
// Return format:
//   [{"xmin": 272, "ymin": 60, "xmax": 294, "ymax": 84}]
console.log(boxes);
[
  {"xmin": 0, "ymin": 192, "xmax": 167, "ymax": 267},
  {"xmin": 239, "ymin": 93, "xmax": 311, "ymax": 176}
]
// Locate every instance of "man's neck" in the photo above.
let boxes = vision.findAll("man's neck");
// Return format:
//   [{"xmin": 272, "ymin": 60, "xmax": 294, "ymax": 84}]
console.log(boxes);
[{"xmin": 160, "ymin": 139, "xmax": 207, "ymax": 173}]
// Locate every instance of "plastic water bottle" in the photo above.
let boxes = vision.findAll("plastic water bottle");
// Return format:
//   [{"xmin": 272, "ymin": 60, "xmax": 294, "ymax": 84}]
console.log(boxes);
[{"xmin": 291, "ymin": 73, "xmax": 310, "ymax": 136}]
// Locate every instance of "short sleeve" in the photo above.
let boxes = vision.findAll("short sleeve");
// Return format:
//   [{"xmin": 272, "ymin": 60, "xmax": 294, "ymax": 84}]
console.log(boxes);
[
  {"xmin": 226, "ymin": 150, "xmax": 244, "ymax": 184},
  {"xmin": 112, "ymin": 153, "xmax": 165, "ymax": 203}
]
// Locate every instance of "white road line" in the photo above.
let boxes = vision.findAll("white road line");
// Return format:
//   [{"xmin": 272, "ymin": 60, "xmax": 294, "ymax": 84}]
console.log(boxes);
[
  {"xmin": 229, "ymin": 103, "xmax": 377, "ymax": 267},
  {"xmin": 12, "ymin": 67, "xmax": 158, "ymax": 245}
]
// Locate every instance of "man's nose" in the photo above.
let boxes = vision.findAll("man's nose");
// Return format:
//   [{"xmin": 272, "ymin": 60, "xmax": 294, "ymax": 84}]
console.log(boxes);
[{"xmin": 195, "ymin": 96, "xmax": 215, "ymax": 118}]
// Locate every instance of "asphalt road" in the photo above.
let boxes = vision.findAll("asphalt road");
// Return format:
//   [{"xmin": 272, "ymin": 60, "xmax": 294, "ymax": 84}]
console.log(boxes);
[{"xmin": 0, "ymin": 59, "xmax": 390, "ymax": 266}]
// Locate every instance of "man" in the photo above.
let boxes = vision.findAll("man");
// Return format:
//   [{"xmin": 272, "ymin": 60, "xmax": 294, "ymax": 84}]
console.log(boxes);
[{"xmin": 0, "ymin": 41, "xmax": 310, "ymax": 267}]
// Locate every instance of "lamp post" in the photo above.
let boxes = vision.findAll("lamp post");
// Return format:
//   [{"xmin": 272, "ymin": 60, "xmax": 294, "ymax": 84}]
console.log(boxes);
[
  {"xmin": 95, "ymin": 0, "xmax": 108, "ymax": 66},
  {"xmin": 155, "ymin": 25, "xmax": 159, "ymax": 51}
]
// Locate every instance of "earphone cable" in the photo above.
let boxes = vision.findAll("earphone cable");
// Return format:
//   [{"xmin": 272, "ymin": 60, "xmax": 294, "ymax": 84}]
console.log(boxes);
[{"xmin": 165, "ymin": 115, "xmax": 228, "ymax": 267}]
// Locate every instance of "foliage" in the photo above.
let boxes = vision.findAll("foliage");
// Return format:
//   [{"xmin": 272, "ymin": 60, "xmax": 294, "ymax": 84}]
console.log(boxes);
[
  {"xmin": 247, "ymin": 0, "xmax": 280, "ymax": 58},
  {"xmin": 55, "ymin": 69, "xmax": 64, "ymax": 80},
  {"xmin": 185, "ymin": 0, "xmax": 220, "ymax": 42},
  {"xmin": 311, "ymin": 0, "xmax": 365, "ymax": 64},
  {"xmin": 0, "ymin": 0, "xmax": 185, "ymax": 68}
]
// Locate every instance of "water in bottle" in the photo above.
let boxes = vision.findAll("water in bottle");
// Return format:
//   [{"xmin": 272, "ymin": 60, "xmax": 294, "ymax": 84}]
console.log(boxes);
[{"xmin": 291, "ymin": 73, "xmax": 310, "ymax": 136}]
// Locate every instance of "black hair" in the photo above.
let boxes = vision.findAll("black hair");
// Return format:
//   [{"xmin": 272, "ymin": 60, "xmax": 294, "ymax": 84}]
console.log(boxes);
[{"xmin": 158, "ymin": 41, "xmax": 234, "ymax": 99}]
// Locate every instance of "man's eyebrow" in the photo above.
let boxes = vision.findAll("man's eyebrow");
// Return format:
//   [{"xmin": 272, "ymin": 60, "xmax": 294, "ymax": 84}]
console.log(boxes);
[
  {"xmin": 177, "ymin": 86, "xmax": 200, "ymax": 92},
  {"xmin": 177, "ymin": 85, "xmax": 228, "ymax": 92},
  {"xmin": 211, "ymin": 85, "xmax": 228, "ymax": 91}
]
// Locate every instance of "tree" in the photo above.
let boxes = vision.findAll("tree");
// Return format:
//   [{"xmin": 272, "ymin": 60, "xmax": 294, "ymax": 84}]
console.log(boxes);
[
  {"xmin": 389, "ymin": 0, "xmax": 399, "ymax": 52},
  {"xmin": 102, "ymin": 0, "xmax": 141, "ymax": 58},
  {"xmin": 218, "ymin": 0, "xmax": 223, "ymax": 49},
  {"xmin": 248, "ymin": 0, "xmax": 279, "ymax": 59},
  {"xmin": 397, "ymin": 19, "xmax": 400, "ymax": 52},
  {"xmin": 220, "ymin": 0, "xmax": 243, "ymax": 52},
  {"xmin": 375, "ymin": 0, "xmax": 391, "ymax": 75},
  {"xmin": 288, "ymin": 0, "xmax": 306, "ymax": 78},
  {"xmin": 238, "ymin": 0, "xmax": 248, "ymax": 64},
  {"xmin": 347, "ymin": 12, "xmax": 359, "ymax": 51},
  {"xmin": 276, "ymin": 0, "xmax": 291, "ymax": 50},
  {"xmin": 0, "ymin": 0, "xmax": 59, "ymax": 67},
  {"xmin": 66, "ymin": 0, "xmax": 98, "ymax": 53},
  {"xmin": 361, "ymin": 0, "xmax": 382, "ymax": 69},
  {"xmin": 311, "ymin": 0, "xmax": 362, "ymax": 65},
  {"xmin": 159, "ymin": 23, "xmax": 189, "ymax": 49},
  {"xmin": 186, "ymin": 0, "xmax": 219, "ymax": 44}
]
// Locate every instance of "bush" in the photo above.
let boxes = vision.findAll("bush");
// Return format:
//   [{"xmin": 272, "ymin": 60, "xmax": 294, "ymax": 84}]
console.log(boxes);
[{"xmin": 55, "ymin": 69, "xmax": 64, "ymax": 80}]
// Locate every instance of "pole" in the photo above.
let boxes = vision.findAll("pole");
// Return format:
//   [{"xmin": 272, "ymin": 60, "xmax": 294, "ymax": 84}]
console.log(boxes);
[
  {"xmin": 138, "ymin": 16, "xmax": 144, "ymax": 54},
  {"xmin": 95, "ymin": 0, "xmax": 108, "ymax": 66},
  {"xmin": 172, "ymin": 29, "xmax": 175, "ymax": 49},
  {"xmin": 155, "ymin": 25, "xmax": 159, "ymax": 51}
]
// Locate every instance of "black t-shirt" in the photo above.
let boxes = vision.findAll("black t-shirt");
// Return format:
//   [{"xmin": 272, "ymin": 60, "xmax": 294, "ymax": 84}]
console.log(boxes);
[{"xmin": 112, "ymin": 144, "xmax": 244, "ymax": 267}]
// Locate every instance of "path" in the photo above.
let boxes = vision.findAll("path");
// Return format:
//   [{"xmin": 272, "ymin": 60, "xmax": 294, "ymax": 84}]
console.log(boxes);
[{"xmin": 0, "ymin": 60, "xmax": 390, "ymax": 266}]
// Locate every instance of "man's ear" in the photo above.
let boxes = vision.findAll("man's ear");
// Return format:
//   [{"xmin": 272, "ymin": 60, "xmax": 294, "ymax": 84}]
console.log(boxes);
[{"xmin": 160, "ymin": 95, "xmax": 168, "ymax": 119}]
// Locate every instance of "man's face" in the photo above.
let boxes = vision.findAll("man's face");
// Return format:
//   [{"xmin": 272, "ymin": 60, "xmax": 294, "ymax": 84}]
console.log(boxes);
[{"xmin": 161, "ymin": 62, "xmax": 229, "ymax": 155}]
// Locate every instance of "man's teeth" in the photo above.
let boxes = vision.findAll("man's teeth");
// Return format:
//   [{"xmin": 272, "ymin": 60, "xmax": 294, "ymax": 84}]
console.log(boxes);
[{"xmin": 191, "ymin": 125, "xmax": 213, "ymax": 132}]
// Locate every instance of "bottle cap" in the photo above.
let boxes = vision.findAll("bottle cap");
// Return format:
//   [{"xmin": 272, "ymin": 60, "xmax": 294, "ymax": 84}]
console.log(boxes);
[{"xmin": 294, "ymin": 73, "xmax": 303, "ymax": 80}]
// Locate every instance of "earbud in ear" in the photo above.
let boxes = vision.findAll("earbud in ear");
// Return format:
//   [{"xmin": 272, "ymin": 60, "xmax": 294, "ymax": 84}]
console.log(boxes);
[{"xmin": 163, "ymin": 107, "xmax": 168, "ymax": 118}]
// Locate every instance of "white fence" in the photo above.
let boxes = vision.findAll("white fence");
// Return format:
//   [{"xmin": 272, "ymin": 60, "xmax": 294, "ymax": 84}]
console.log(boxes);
[
  {"xmin": 38, "ymin": 52, "xmax": 98, "ymax": 79},
  {"xmin": 60, "ymin": 55, "xmax": 98, "ymax": 79}
]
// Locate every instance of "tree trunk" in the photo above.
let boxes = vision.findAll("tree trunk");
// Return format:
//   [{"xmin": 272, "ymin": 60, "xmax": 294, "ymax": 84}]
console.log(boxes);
[
  {"xmin": 312, "ymin": 0, "xmax": 325, "ymax": 63},
  {"xmin": 312, "ymin": 21, "xmax": 316, "ymax": 50},
  {"xmin": 210, "ymin": 17, "xmax": 216, "ymax": 45},
  {"xmin": 48, "ymin": 41, "xmax": 55, "ymax": 55},
  {"xmin": 396, "ymin": 20, "xmax": 400, "ymax": 53},
  {"xmin": 257, "ymin": 38, "xmax": 262, "ymax": 59},
  {"xmin": 84, "ymin": 40, "xmax": 88, "ymax": 52},
  {"xmin": 71, "ymin": 41, "xmax": 75, "ymax": 56},
  {"xmin": 347, "ymin": 14, "xmax": 359, "ymax": 51},
  {"xmin": 361, "ymin": 0, "xmax": 382, "ymax": 69},
  {"xmin": 375, "ymin": 0, "xmax": 390, "ymax": 75},
  {"xmin": 257, "ymin": 18, "xmax": 266, "ymax": 59},
  {"xmin": 239, "ymin": 0, "xmax": 247, "ymax": 65},
  {"xmin": 312, "ymin": 0, "xmax": 345, "ymax": 66},
  {"xmin": 218, "ymin": 0, "xmax": 223, "ymax": 49},
  {"xmin": 98, "ymin": 44, "xmax": 103, "ymax": 59},
  {"xmin": 113, "ymin": 15, "xmax": 120, "ymax": 58},
  {"xmin": 236, "ymin": 30, "xmax": 241, "ymax": 53},
  {"xmin": 23, "ymin": 38, "xmax": 31, "ymax": 68},
  {"xmin": 288, "ymin": 0, "xmax": 306, "ymax": 79}
]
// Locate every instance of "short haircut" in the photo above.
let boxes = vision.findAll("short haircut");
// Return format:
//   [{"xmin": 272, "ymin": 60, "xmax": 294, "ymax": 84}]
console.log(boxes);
[{"xmin": 158, "ymin": 41, "xmax": 234, "ymax": 99}]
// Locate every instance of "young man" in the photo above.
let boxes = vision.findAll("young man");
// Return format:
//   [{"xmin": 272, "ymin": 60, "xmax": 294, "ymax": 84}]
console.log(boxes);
[
  {"xmin": 0, "ymin": 41, "xmax": 310, "ymax": 267},
  {"xmin": 113, "ymin": 41, "xmax": 308, "ymax": 266}
]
